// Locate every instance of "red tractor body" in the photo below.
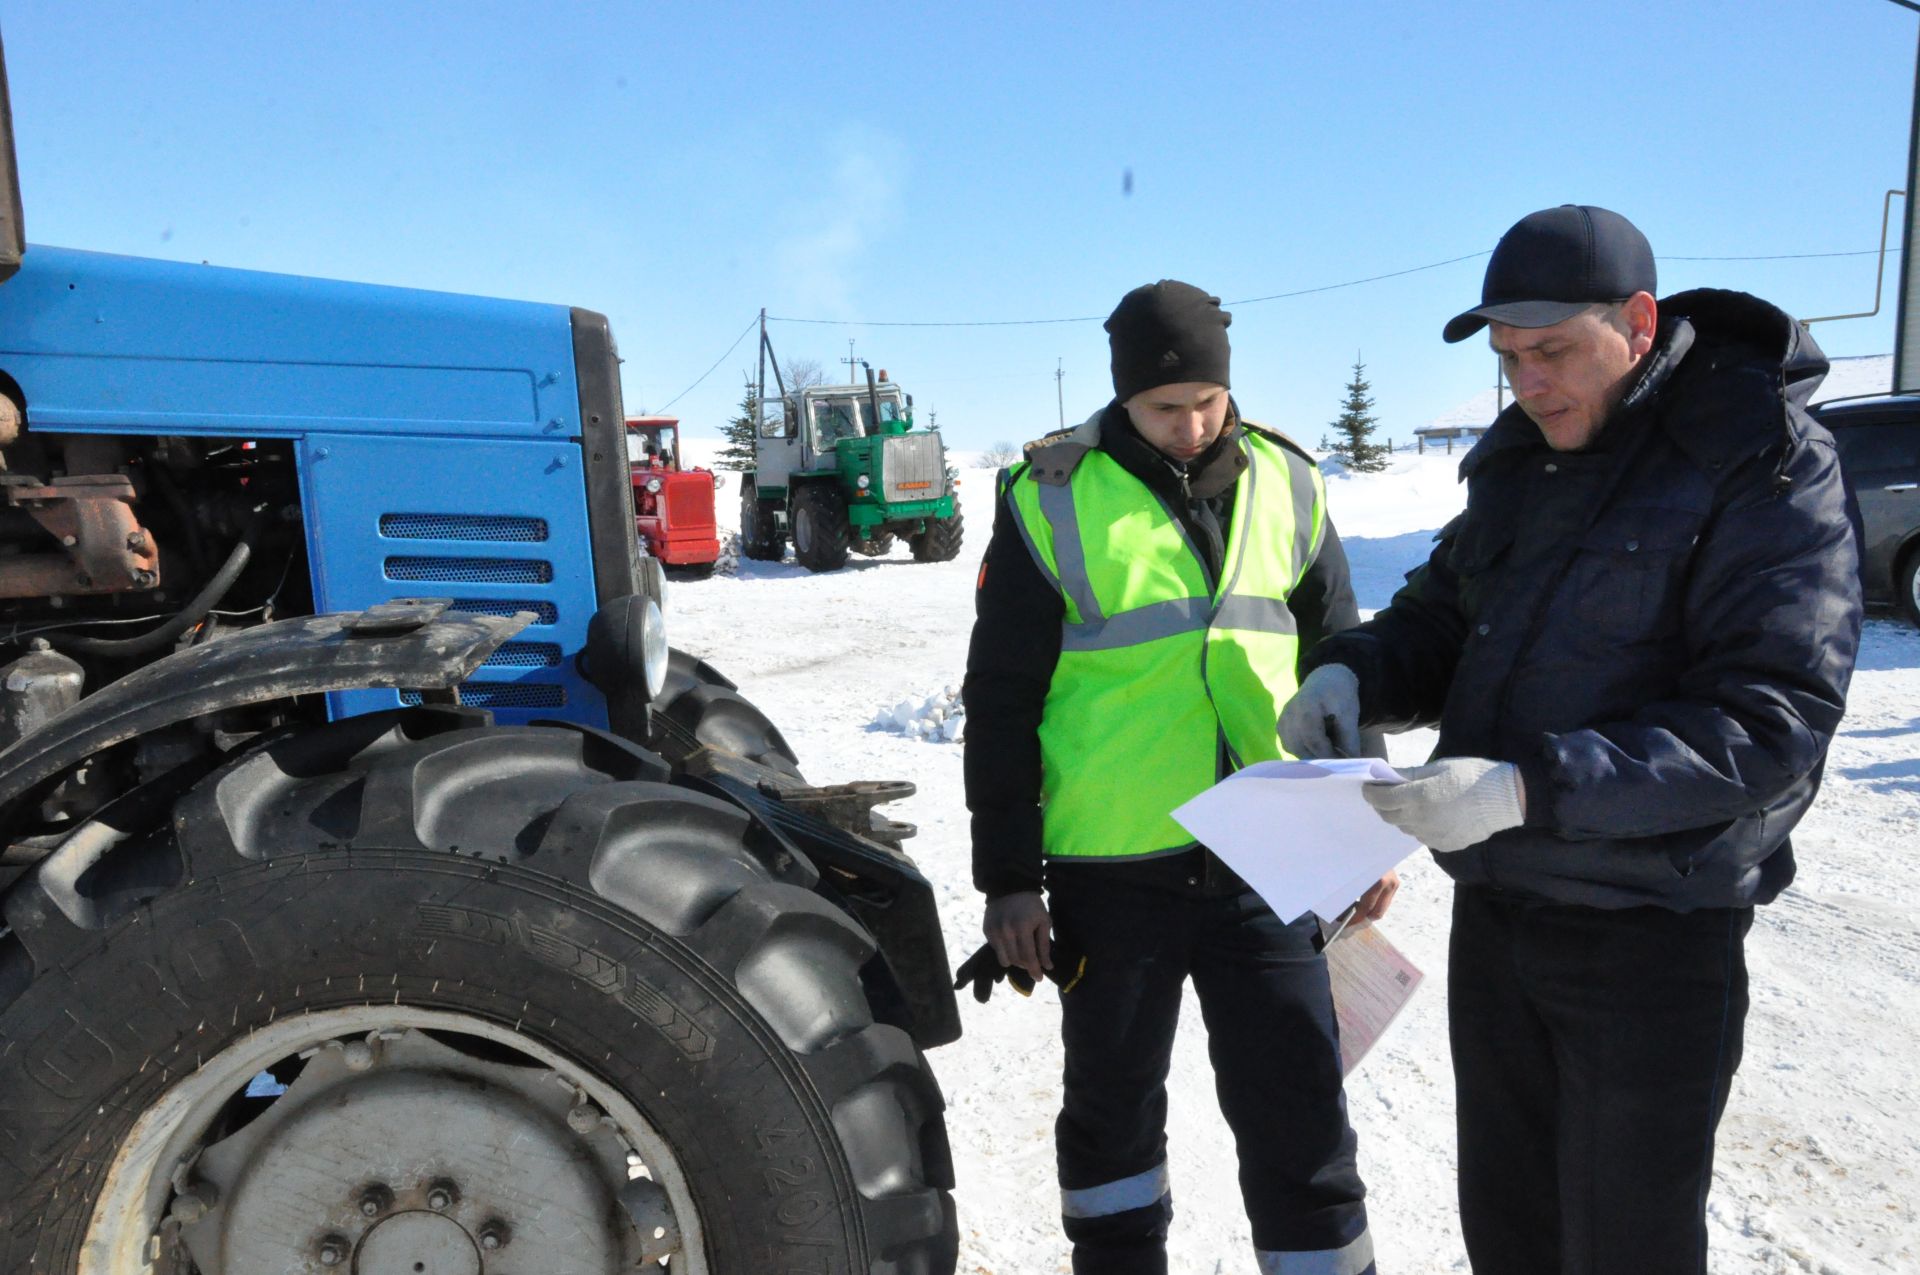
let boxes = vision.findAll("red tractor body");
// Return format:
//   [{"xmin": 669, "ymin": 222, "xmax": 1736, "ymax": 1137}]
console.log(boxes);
[{"xmin": 627, "ymin": 416, "xmax": 720, "ymax": 570}]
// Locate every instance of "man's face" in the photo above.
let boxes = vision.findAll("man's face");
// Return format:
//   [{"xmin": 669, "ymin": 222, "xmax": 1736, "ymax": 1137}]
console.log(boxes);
[
  {"xmin": 1123, "ymin": 381, "xmax": 1230, "ymax": 463},
  {"xmin": 1489, "ymin": 294, "xmax": 1656, "ymax": 451}
]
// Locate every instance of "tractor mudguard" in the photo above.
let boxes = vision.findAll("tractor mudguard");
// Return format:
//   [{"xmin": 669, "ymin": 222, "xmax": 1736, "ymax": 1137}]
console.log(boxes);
[
  {"xmin": 0, "ymin": 599, "xmax": 527, "ymax": 820},
  {"xmin": 689, "ymin": 767, "xmax": 963, "ymax": 1051}
]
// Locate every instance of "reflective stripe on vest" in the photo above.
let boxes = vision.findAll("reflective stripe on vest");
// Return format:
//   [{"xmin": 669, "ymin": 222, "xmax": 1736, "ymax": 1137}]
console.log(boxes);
[{"xmin": 1006, "ymin": 430, "xmax": 1326, "ymax": 861}]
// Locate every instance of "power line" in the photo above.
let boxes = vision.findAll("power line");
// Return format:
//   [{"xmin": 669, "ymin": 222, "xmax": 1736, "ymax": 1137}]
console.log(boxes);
[
  {"xmin": 1661, "ymin": 248, "xmax": 1892, "ymax": 261},
  {"xmin": 764, "ymin": 245, "xmax": 1891, "ymax": 329},
  {"xmin": 654, "ymin": 313, "xmax": 760, "ymax": 412}
]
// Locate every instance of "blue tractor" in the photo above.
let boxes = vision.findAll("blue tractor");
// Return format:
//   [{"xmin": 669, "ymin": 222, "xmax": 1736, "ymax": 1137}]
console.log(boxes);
[{"xmin": 0, "ymin": 47, "xmax": 957, "ymax": 1275}]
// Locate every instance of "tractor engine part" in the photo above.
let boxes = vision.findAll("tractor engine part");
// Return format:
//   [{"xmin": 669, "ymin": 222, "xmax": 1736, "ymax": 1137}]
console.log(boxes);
[
  {"xmin": 0, "ymin": 639, "xmax": 81, "ymax": 751},
  {"xmin": 0, "ymin": 473, "xmax": 159, "ymax": 598}
]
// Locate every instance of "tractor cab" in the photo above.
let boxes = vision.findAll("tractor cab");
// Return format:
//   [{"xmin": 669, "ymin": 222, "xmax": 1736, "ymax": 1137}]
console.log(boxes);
[
  {"xmin": 628, "ymin": 414, "xmax": 684, "ymax": 472},
  {"xmin": 803, "ymin": 378, "xmax": 911, "ymax": 455},
  {"xmin": 626, "ymin": 415, "xmax": 720, "ymax": 574}
]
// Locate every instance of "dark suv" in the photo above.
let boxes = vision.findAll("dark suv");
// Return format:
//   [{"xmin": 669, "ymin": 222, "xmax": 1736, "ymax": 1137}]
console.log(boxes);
[{"xmin": 1810, "ymin": 394, "xmax": 1920, "ymax": 624}]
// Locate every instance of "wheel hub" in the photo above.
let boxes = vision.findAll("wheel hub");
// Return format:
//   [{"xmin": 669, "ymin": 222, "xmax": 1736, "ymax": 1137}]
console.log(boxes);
[
  {"xmin": 355, "ymin": 1211, "xmax": 480, "ymax": 1275},
  {"xmin": 81, "ymin": 1009, "xmax": 701, "ymax": 1275},
  {"xmin": 174, "ymin": 1029, "xmax": 640, "ymax": 1272}
]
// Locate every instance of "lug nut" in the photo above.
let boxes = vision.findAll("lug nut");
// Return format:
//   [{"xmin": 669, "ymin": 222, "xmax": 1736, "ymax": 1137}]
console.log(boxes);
[
  {"xmin": 566, "ymin": 1101, "xmax": 603, "ymax": 1134},
  {"xmin": 426, "ymin": 1179, "xmax": 458, "ymax": 1211},
  {"xmin": 358, "ymin": 1183, "xmax": 393, "ymax": 1217},
  {"xmin": 126, "ymin": 530, "xmax": 148, "ymax": 552},
  {"xmin": 168, "ymin": 1180, "xmax": 219, "ymax": 1225},
  {"xmin": 317, "ymin": 1235, "xmax": 349, "ymax": 1267},
  {"xmin": 478, "ymin": 1220, "xmax": 510, "ymax": 1251}
]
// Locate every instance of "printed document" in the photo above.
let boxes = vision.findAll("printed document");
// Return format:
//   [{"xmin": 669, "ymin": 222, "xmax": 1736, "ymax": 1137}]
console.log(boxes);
[
  {"xmin": 1325, "ymin": 924, "xmax": 1425, "ymax": 1076},
  {"xmin": 1170, "ymin": 758, "xmax": 1421, "ymax": 924}
]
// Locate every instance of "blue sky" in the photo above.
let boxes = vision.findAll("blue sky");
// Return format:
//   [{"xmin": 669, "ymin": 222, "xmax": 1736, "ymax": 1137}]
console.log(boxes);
[{"xmin": 4, "ymin": 1, "xmax": 1917, "ymax": 449}]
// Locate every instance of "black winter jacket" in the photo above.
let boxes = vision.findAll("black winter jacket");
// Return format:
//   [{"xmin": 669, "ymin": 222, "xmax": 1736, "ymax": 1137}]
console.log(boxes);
[
  {"xmin": 1304, "ymin": 289, "xmax": 1863, "ymax": 911},
  {"xmin": 964, "ymin": 403, "xmax": 1365, "ymax": 898}
]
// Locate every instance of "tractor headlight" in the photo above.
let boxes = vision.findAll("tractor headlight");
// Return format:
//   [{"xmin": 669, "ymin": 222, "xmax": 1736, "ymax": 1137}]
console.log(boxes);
[
  {"xmin": 856, "ymin": 474, "xmax": 871, "ymax": 490},
  {"xmin": 639, "ymin": 555, "xmax": 669, "ymax": 619},
  {"xmin": 646, "ymin": 477, "xmax": 663, "ymax": 494},
  {"xmin": 640, "ymin": 598, "xmax": 669, "ymax": 699}
]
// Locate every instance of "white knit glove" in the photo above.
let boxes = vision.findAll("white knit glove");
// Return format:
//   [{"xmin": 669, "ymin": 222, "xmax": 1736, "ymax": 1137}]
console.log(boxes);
[
  {"xmin": 1277, "ymin": 664, "xmax": 1361, "ymax": 759},
  {"xmin": 1362, "ymin": 758, "xmax": 1526, "ymax": 852}
]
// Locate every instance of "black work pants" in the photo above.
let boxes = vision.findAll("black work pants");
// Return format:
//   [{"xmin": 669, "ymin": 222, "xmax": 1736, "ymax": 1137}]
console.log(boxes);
[
  {"xmin": 1449, "ymin": 886, "xmax": 1753, "ymax": 1275},
  {"xmin": 1048, "ymin": 861, "xmax": 1372, "ymax": 1275}
]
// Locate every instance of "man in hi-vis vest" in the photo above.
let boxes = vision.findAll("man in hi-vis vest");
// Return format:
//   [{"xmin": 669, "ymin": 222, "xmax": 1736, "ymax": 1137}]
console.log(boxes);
[{"xmin": 962, "ymin": 280, "xmax": 1392, "ymax": 1275}]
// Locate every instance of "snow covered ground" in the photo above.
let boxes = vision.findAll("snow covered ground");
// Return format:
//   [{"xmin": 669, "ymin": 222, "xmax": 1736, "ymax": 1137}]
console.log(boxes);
[{"xmin": 672, "ymin": 440, "xmax": 1920, "ymax": 1273}]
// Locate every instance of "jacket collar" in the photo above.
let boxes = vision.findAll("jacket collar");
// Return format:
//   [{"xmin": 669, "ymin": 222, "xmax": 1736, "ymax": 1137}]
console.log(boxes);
[{"xmin": 1097, "ymin": 399, "xmax": 1248, "ymax": 500}]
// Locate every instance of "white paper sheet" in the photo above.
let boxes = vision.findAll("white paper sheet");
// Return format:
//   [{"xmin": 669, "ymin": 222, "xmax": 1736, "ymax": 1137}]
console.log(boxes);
[{"xmin": 1170, "ymin": 758, "xmax": 1422, "ymax": 923}]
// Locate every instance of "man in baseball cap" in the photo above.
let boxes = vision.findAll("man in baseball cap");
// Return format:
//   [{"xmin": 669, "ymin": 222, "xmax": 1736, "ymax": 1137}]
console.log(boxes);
[{"xmin": 1281, "ymin": 207, "xmax": 1862, "ymax": 1273}]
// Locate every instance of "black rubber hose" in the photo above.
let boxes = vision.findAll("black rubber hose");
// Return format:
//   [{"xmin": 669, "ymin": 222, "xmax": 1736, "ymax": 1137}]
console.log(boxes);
[
  {"xmin": 146, "ymin": 460, "xmax": 210, "ymax": 576},
  {"xmin": 49, "ymin": 505, "xmax": 272, "ymax": 658}
]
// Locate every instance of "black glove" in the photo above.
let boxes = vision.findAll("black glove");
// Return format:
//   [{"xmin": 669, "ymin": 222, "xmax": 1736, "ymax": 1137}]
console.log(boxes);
[{"xmin": 952, "ymin": 939, "xmax": 1087, "ymax": 1004}]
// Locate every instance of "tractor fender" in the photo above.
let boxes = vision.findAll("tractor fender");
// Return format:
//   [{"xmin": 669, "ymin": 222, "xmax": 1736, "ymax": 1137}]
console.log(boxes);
[{"xmin": 0, "ymin": 599, "xmax": 527, "ymax": 818}]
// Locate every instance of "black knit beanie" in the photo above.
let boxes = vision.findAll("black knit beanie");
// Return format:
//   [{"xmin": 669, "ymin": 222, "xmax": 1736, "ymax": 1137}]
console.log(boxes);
[{"xmin": 1105, "ymin": 280, "xmax": 1232, "ymax": 402}]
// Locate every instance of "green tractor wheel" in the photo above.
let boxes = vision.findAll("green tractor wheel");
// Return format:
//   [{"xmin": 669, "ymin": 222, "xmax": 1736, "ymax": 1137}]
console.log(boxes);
[
  {"xmin": 738, "ymin": 473, "xmax": 786, "ymax": 562},
  {"xmin": 792, "ymin": 484, "xmax": 850, "ymax": 573},
  {"xmin": 911, "ymin": 507, "xmax": 965, "ymax": 563}
]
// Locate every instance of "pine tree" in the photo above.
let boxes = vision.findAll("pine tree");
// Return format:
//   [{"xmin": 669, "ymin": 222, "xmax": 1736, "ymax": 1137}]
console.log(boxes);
[
  {"xmin": 1326, "ymin": 355, "xmax": 1390, "ymax": 473},
  {"xmin": 717, "ymin": 375, "xmax": 760, "ymax": 470}
]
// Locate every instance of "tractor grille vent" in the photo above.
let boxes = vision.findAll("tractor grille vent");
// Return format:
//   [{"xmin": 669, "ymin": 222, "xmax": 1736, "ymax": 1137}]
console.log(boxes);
[
  {"xmin": 379, "ymin": 513, "xmax": 549, "ymax": 542},
  {"xmin": 401, "ymin": 682, "xmax": 567, "ymax": 709},
  {"xmin": 482, "ymin": 641, "xmax": 563, "ymax": 669},
  {"xmin": 447, "ymin": 598, "xmax": 559, "ymax": 625},
  {"xmin": 881, "ymin": 434, "xmax": 945, "ymax": 501},
  {"xmin": 384, "ymin": 557, "xmax": 553, "ymax": 584}
]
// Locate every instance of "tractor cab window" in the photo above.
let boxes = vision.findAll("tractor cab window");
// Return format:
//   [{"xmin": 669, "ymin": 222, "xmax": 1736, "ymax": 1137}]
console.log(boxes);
[{"xmin": 810, "ymin": 398, "xmax": 866, "ymax": 447}]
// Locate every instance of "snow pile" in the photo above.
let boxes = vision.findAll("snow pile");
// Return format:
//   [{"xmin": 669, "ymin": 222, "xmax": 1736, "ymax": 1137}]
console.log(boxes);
[
  {"xmin": 711, "ymin": 532, "xmax": 741, "ymax": 576},
  {"xmin": 872, "ymin": 687, "xmax": 965, "ymax": 743}
]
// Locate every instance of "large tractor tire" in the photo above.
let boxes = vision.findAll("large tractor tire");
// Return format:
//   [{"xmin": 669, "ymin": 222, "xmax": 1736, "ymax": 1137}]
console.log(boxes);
[
  {"xmin": 910, "ymin": 508, "xmax": 965, "ymax": 563},
  {"xmin": 651, "ymin": 646, "xmax": 803, "ymax": 777},
  {"xmin": 0, "ymin": 707, "xmax": 956, "ymax": 1275},
  {"xmin": 792, "ymin": 484, "xmax": 851, "ymax": 573},
  {"xmin": 739, "ymin": 473, "xmax": 787, "ymax": 562}
]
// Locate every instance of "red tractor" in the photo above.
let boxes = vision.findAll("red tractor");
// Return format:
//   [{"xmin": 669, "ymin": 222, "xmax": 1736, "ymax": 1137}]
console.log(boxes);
[{"xmin": 628, "ymin": 415, "xmax": 720, "ymax": 575}]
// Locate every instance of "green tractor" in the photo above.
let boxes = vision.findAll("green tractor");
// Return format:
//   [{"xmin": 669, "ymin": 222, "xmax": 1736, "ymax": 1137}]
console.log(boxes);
[{"xmin": 740, "ymin": 328, "xmax": 963, "ymax": 572}]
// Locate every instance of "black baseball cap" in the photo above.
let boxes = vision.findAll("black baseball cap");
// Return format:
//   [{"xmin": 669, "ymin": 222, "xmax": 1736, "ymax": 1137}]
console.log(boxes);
[{"xmin": 1443, "ymin": 205, "xmax": 1656, "ymax": 344}]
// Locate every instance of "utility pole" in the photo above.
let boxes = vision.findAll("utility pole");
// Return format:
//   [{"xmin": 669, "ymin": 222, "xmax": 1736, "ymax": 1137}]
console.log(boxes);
[
  {"xmin": 1887, "ymin": 0, "xmax": 1920, "ymax": 390},
  {"xmin": 1055, "ymin": 358, "xmax": 1065, "ymax": 429},
  {"xmin": 840, "ymin": 339, "xmax": 858, "ymax": 384}
]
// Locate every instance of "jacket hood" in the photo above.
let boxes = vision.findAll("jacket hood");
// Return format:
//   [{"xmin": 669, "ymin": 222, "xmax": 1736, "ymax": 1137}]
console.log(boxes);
[{"xmin": 1661, "ymin": 287, "xmax": 1829, "ymax": 412}]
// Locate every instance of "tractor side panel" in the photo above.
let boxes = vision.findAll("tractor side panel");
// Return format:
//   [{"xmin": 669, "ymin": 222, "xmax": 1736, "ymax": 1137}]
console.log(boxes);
[{"xmin": 300, "ymin": 432, "xmax": 606, "ymax": 725}]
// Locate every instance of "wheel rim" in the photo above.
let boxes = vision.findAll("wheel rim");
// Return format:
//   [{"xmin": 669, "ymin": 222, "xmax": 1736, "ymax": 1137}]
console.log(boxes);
[
  {"xmin": 1909, "ymin": 559, "xmax": 1920, "ymax": 617},
  {"xmin": 793, "ymin": 505, "xmax": 814, "ymax": 553},
  {"xmin": 82, "ymin": 1005, "xmax": 707, "ymax": 1275}
]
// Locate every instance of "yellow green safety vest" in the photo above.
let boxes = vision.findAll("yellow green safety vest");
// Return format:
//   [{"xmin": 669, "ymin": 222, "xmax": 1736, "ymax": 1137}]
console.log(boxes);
[{"xmin": 1004, "ymin": 416, "xmax": 1327, "ymax": 861}]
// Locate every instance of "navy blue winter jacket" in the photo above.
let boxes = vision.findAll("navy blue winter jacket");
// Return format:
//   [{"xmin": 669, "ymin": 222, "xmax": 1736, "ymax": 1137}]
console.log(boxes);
[{"xmin": 1304, "ymin": 289, "xmax": 1863, "ymax": 911}]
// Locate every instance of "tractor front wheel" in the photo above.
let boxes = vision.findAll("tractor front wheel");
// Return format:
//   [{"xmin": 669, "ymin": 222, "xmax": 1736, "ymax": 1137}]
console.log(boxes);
[
  {"xmin": 792, "ymin": 484, "xmax": 851, "ymax": 573},
  {"xmin": 0, "ymin": 710, "xmax": 956, "ymax": 1275},
  {"xmin": 911, "ymin": 507, "xmax": 965, "ymax": 563}
]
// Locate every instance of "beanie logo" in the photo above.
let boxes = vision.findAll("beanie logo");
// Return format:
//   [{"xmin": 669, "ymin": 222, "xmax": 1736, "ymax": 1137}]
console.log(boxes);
[{"xmin": 1159, "ymin": 350, "xmax": 1182, "ymax": 367}]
